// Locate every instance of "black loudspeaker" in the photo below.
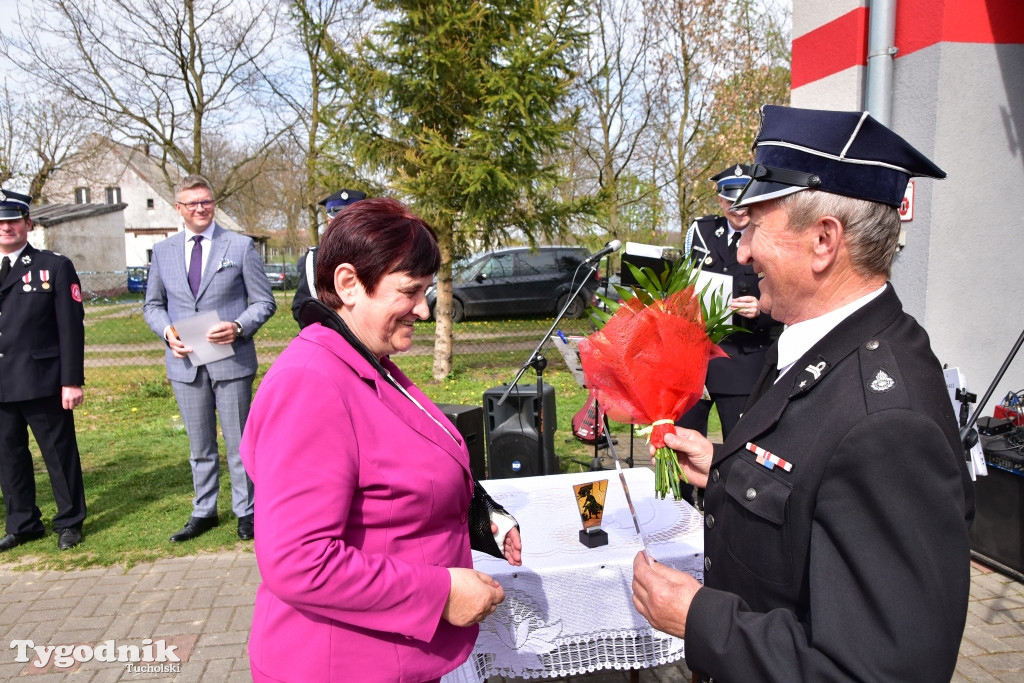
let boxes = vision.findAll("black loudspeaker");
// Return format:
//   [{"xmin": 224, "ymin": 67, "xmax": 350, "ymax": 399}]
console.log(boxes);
[
  {"xmin": 970, "ymin": 435, "xmax": 1024, "ymax": 581},
  {"xmin": 437, "ymin": 404, "xmax": 487, "ymax": 481},
  {"xmin": 483, "ymin": 383, "xmax": 557, "ymax": 478}
]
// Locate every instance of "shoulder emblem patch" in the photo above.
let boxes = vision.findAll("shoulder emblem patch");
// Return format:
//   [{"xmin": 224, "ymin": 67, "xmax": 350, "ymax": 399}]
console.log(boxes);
[{"xmin": 869, "ymin": 369, "xmax": 895, "ymax": 393}]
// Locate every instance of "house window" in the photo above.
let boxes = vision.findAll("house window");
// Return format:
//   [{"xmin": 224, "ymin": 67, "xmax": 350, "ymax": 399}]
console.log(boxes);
[
  {"xmin": 146, "ymin": 198, "xmax": 155, "ymax": 209},
  {"xmin": 74, "ymin": 187, "xmax": 90, "ymax": 204},
  {"xmin": 105, "ymin": 186, "xmax": 121, "ymax": 204}
]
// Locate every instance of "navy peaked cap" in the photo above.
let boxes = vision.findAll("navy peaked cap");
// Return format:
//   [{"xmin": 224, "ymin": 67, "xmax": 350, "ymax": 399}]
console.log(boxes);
[
  {"xmin": 710, "ymin": 164, "xmax": 753, "ymax": 201},
  {"xmin": 733, "ymin": 105, "xmax": 946, "ymax": 209},
  {"xmin": 318, "ymin": 189, "xmax": 367, "ymax": 215},
  {"xmin": 0, "ymin": 188, "xmax": 31, "ymax": 221}
]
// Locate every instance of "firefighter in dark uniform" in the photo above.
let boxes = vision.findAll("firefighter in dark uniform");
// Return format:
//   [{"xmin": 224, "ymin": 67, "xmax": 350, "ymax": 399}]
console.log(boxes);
[
  {"xmin": 291, "ymin": 189, "xmax": 366, "ymax": 328},
  {"xmin": 631, "ymin": 106, "xmax": 973, "ymax": 682},
  {"xmin": 679, "ymin": 164, "xmax": 783, "ymax": 440},
  {"xmin": 0, "ymin": 189, "xmax": 87, "ymax": 551}
]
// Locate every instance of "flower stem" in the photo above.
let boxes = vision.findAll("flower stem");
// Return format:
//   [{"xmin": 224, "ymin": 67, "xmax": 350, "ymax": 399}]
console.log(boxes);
[{"xmin": 653, "ymin": 446, "xmax": 688, "ymax": 500}]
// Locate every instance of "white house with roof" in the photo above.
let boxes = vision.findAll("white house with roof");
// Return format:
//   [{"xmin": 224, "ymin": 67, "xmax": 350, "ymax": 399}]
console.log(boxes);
[{"xmin": 44, "ymin": 136, "xmax": 246, "ymax": 267}]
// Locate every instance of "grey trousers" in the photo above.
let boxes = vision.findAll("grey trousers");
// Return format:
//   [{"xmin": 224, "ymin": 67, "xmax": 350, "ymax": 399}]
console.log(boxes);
[{"xmin": 171, "ymin": 367, "xmax": 254, "ymax": 518}]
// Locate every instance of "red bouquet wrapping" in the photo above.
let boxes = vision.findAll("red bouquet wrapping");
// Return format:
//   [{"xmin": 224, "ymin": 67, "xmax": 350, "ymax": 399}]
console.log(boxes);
[{"xmin": 579, "ymin": 287, "xmax": 726, "ymax": 499}]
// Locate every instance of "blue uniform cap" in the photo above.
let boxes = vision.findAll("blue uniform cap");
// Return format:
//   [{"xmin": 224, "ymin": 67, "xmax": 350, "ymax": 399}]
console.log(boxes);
[
  {"xmin": 710, "ymin": 164, "xmax": 753, "ymax": 201},
  {"xmin": 318, "ymin": 189, "xmax": 367, "ymax": 217},
  {"xmin": 732, "ymin": 105, "xmax": 946, "ymax": 209},
  {"xmin": 0, "ymin": 188, "xmax": 31, "ymax": 221}
]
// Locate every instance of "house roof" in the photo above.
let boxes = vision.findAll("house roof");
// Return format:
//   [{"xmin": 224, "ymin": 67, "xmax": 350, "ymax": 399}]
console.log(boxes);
[
  {"xmin": 87, "ymin": 136, "xmax": 245, "ymax": 234},
  {"xmin": 31, "ymin": 202, "xmax": 127, "ymax": 227}
]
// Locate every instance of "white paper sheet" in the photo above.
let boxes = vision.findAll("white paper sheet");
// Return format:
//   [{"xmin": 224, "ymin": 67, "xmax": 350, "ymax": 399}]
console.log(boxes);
[{"xmin": 172, "ymin": 310, "xmax": 235, "ymax": 366}]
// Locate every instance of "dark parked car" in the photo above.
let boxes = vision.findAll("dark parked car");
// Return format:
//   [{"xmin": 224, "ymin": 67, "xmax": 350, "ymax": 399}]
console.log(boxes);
[
  {"xmin": 127, "ymin": 266, "xmax": 149, "ymax": 293},
  {"xmin": 427, "ymin": 246, "xmax": 598, "ymax": 322},
  {"xmin": 263, "ymin": 263, "xmax": 299, "ymax": 290}
]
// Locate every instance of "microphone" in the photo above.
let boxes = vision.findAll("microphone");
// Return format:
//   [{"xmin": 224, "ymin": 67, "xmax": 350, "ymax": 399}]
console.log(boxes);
[{"xmin": 584, "ymin": 239, "xmax": 622, "ymax": 263}]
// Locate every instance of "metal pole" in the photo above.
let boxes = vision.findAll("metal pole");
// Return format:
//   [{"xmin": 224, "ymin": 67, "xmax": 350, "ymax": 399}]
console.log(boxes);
[{"xmin": 865, "ymin": 0, "xmax": 898, "ymax": 126}]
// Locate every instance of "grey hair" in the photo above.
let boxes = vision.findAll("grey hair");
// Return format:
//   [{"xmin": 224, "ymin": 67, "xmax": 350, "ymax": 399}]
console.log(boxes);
[
  {"xmin": 778, "ymin": 190, "xmax": 901, "ymax": 278},
  {"xmin": 174, "ymin": 174, "xmax": 215, "ymax": 199}
]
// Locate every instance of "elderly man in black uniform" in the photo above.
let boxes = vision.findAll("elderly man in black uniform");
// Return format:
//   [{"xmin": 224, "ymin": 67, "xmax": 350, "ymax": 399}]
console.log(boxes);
[
  {"xmin": 0, "ymin": 189, "xmax": 87, "ymax": 551},
  {"xmin": 291, "ymin": 189, "xmax": 366, "ymax": 328},
  {"xmin": 631, "ymin": 106, "xmax": 973, "ymax": 682},
  {"xmin": 680, "ymin": 164, "xmax": 783, "ymax": 440}
]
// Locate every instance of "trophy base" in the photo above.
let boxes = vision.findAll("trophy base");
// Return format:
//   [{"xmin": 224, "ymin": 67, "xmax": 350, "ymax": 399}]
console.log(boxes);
[{"xmin": 579, "ymin": 528, "xmax": 609, "ymax": 548}]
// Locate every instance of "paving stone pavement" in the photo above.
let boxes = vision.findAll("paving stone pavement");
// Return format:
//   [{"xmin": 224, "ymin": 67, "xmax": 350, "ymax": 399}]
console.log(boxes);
[{"xmin": 0, "ymin": 550, "xmax": 1020, "ymax": 682}]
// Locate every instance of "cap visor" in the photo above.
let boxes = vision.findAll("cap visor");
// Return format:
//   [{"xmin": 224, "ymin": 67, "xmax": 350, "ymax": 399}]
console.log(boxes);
[
  {"xmin": 0, "ymin": 209, "xmax": 24, "ymax": 220},
  {"xmin": 732, "ymin": 179, "xmax": 806, "ymax": 209}
]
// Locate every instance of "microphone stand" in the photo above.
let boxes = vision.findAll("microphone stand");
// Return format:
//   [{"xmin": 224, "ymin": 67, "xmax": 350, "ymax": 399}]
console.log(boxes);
[{"xmin": 498, "ymin": 257, "xmax": 604, "ymax": 476}]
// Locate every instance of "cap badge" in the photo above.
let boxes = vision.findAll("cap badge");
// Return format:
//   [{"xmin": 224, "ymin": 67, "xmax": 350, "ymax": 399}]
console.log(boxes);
[
  {"xmin": 733, "ymin": 165, "xmax": 743, "ymax": 176},
  {"xmin": 0, "ymin": 190, "xmax": 6, "ymax": 202},
  {"xmin": 870, "ymin": 369, "xmax": 895, "ymax": 393},
  {"xmin": 341, "ymin": 191, "xmax": 349, "ymax": 200},
  {"xmin": 715, "ymin": 226, "xmax": 725, "ymax": 238}
]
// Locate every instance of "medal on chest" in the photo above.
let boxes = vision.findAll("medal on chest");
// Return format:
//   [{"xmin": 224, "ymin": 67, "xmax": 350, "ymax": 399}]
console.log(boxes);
[
  {"xmin": 39, "ymin": 270, "xmax": 50, "ymax": 290},
  {"xmin": 22, "ymin": 271, "xmax": 31, "ymax": 292}
]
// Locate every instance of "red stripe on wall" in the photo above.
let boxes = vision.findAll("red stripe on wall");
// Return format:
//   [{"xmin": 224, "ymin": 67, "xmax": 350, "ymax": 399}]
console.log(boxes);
[
  {"xmin": 896, "ymin": 0, "xmax": 1024, "ymax": 58},
  {"xmin": 793, "ymin": 0, "xmax": 1024, "ymax": 89},
  {"xmin": 791, "ymin": 8, "xmax": 869, "ymax": 90}
]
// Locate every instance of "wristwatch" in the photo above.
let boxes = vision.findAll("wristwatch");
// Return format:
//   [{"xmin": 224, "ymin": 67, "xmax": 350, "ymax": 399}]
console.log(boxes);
[{"xmin": 233, "ymin": 321, "xmax": 244, "ymax": 338}]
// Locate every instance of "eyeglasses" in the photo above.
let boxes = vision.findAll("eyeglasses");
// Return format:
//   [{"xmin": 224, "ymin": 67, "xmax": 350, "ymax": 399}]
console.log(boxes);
[{"xmin": 177, "ymin": 200, "xmax": 215, "ymax": 212}]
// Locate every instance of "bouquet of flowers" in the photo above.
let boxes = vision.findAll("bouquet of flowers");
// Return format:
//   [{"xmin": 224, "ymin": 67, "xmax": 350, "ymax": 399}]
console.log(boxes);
[{"xmin": 579, "ymin": 258, "xmax": 742, "ymax": 500}]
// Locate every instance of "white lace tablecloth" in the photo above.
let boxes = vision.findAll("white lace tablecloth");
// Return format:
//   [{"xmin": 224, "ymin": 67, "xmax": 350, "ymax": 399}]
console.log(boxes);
[{"xmin": 443, "ymin": 467, "xmax": 704, "ymax": 682}]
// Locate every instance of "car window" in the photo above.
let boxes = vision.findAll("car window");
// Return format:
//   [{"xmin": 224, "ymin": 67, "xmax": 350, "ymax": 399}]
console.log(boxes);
[
  {"xmin": 555, "ymin": 250, "xmax": 586, "ymax": 273},
  {"xmin": 517, "ymin": 251, "xmax": 557, "ymax": 276},
  {"xmin": 480, "ymin": 253, "xmax": 514, "ymax": 279},
  {"xmin": 454, "ymin": 255, "xmax": 481, "ymax": 281}
]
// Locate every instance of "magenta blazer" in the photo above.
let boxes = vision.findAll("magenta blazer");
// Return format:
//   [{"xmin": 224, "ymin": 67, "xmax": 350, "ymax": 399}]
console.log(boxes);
[{"xmin": 240, "ymin": 323, "xmax": 477, "ymax": 682}]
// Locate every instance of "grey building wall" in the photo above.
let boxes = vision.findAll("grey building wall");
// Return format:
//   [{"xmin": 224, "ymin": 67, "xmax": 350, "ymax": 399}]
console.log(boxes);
[
  {"xmin": 791, "ymin": 0, "xmax": 1024, "ymax": 416},
  {"xmin": 891, "ymin": 41, "xmax": 1024, "ymax": 416}
]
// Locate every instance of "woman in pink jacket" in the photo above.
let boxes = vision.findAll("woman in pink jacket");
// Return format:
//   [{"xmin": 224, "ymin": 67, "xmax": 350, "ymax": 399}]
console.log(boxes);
[{"xmin": 241, "ymin": 198, "xmax": 522, "ymax": 682}]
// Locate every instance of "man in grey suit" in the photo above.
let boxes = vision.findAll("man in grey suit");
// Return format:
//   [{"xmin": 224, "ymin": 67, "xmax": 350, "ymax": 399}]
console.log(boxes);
[{"xmin": 144, "ymin": 175, "xmax": 276, "ymax": 542}]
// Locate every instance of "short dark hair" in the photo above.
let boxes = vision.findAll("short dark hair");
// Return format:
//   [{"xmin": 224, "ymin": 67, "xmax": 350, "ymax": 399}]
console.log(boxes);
[{"xmin": 315, "ymin": 197, "xmax": 441, "ymax": 308}]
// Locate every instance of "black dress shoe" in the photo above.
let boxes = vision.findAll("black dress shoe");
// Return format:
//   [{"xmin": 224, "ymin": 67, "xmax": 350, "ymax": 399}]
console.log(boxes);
[
  {"xmin": 57, "ymin": 527, "xmax": 83, "ymax": 550},
  {"xmin": 0, "ymin": 530, "xmax": 46, "ymax": 552},
  {"xmin": 237, "ymin": 514, "xmax": 254, "ymax": 541},
  {"xmin": 169, "ymin": 515, "xmax": 219, "ymax": 543}
]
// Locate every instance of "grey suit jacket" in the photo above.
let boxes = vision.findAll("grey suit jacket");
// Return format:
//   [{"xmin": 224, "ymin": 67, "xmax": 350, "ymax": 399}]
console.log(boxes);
[{"xmin": 144, "ymin": 223, "xmax": 276, "ymax": 383}]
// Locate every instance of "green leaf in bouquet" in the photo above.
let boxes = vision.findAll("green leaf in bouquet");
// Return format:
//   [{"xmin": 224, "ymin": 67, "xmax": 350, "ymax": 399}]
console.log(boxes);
[{"xmin": 587, "ymin": 255, "xmax": 747, "ymax": 345}]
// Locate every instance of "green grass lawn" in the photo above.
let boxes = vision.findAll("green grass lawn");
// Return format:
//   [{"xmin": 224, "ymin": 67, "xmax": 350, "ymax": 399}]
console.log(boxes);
[{"xmin": 7, "ymin": 291, "xmax": 718, "ymax": 571}]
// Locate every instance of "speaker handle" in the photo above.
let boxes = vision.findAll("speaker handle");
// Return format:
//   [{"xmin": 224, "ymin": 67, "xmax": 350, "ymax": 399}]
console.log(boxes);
[{"xmin": 496, "ymin": 257, "xmax": 603, "ymax": 475}]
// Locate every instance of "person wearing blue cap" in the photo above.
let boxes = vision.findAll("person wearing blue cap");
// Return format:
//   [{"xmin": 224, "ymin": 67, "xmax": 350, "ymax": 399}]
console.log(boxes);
[
  {"xmin": 632, "ymin": 106, "xmax": 972, "ymax": 682},
  {"xmin": 0, "ymin": 188, "xmax": 87, "ymax": 551},
  {"xmin": 678, "ymin": 165, "xmax": 783, "ymax": 457},
  {"xmin": 291, "ymin": 189, "xmax": 367, "ymax": 327}
]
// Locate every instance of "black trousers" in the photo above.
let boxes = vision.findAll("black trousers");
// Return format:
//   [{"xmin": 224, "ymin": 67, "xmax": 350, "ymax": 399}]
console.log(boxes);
[{"xmin": 0, "ymin": 395, "xmax": 86, "ymax": 534}]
